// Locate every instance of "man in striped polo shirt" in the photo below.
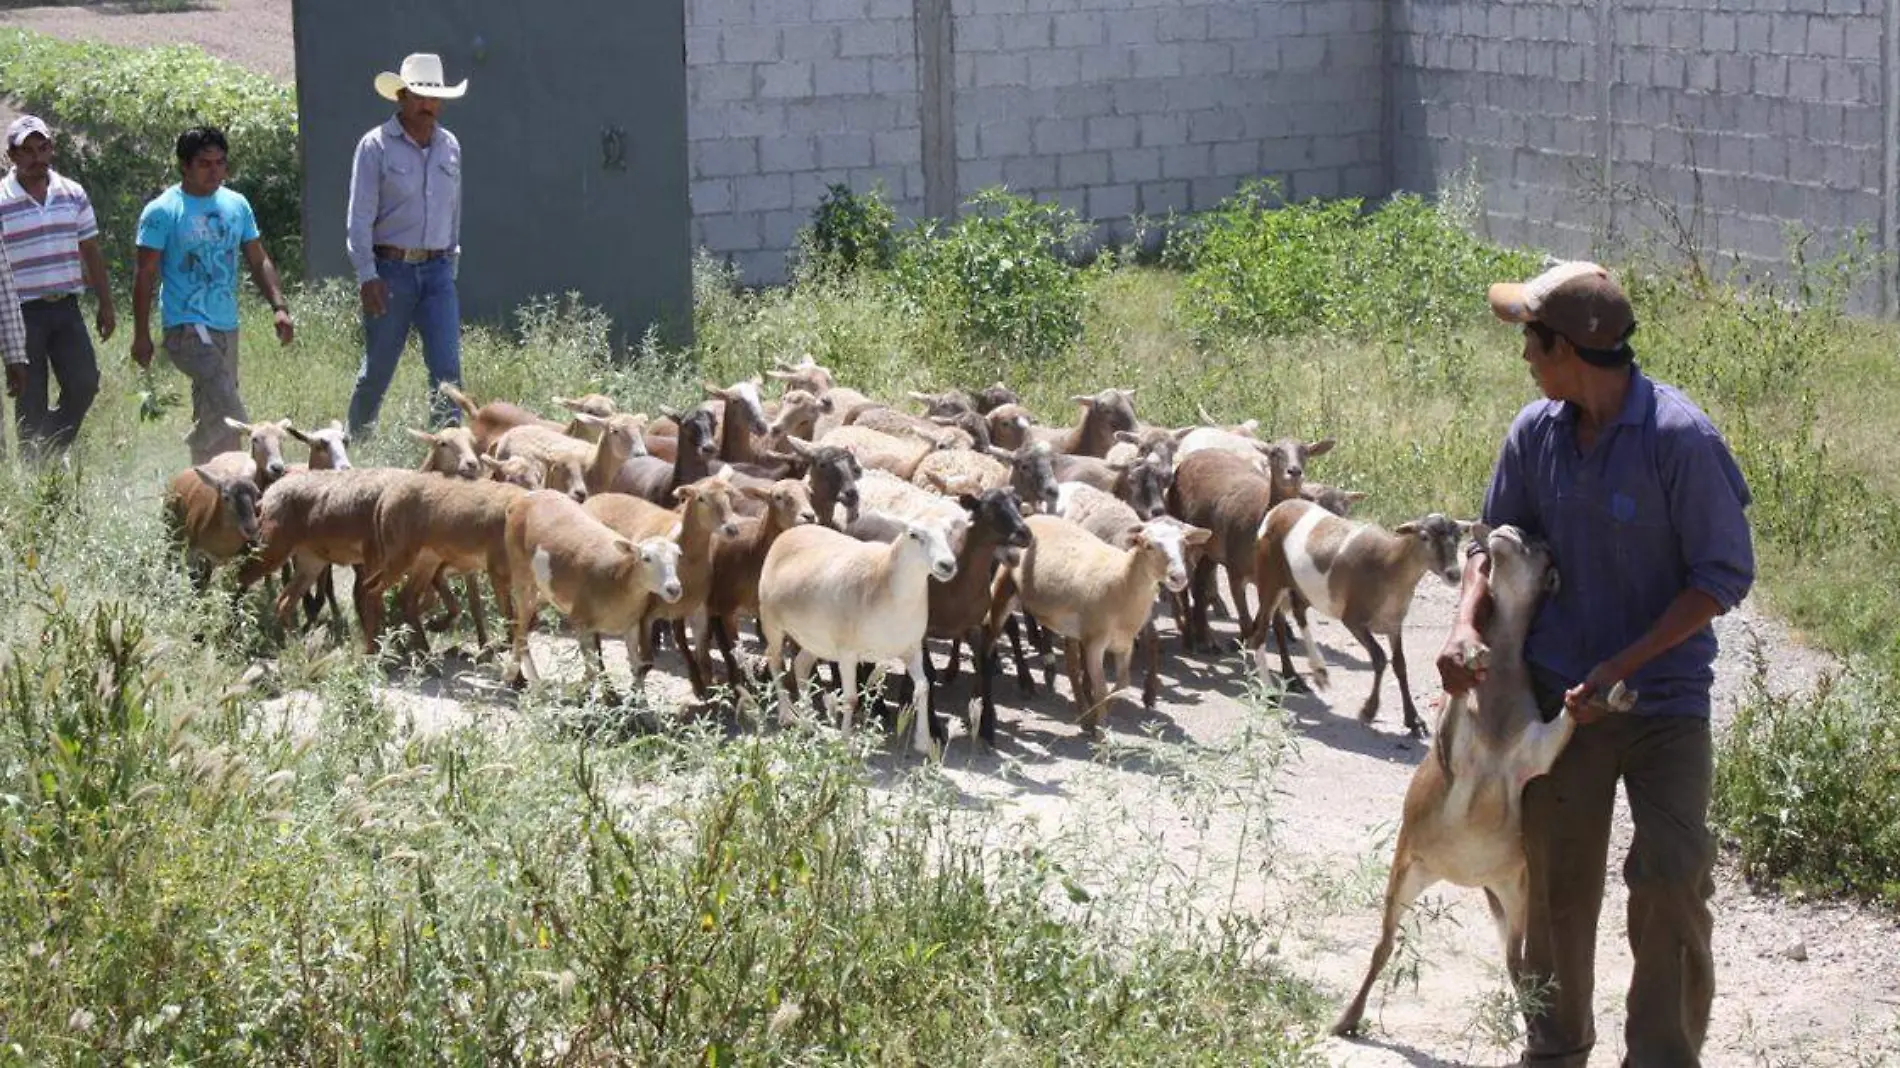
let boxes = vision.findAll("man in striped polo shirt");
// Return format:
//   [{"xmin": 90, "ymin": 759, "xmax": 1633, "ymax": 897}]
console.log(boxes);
[{"xmin": 1, "ymin": 115, "xmax": 116, "ymax": 459}]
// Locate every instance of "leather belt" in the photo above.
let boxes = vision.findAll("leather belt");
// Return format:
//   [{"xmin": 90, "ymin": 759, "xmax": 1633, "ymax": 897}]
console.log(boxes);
[
  {"xmin": 24, "ymin": 292, "xmax": 75, "ymax": 304},
  {"xmin": 373, "ymin": 244, "xmax": 449, "ymax": 263}
]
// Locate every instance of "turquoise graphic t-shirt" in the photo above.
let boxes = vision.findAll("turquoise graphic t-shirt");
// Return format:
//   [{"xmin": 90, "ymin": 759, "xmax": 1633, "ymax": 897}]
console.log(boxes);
[{"xmin": 136, "ymin": 184, "xmax": 260, "ymax": 332}]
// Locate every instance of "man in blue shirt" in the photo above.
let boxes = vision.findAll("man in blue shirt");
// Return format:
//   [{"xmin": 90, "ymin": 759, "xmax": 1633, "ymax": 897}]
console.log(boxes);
[
  {"xmin": 344, "ymin": 52, "xmax": 467, "ymax": 437},
  {"xmin": 1439, "ymin": 261, "xmax": 1754, "ymax": 1067},
  {"xmin": 132, "ymin": 126, "xmax": 295, "ymax": 463}
]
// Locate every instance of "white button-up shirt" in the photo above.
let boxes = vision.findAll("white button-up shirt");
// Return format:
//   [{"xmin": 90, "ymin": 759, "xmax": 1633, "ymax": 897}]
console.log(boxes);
[{"xmin": 345, "ymin": 116, "xmax": 462, "ymax": 284}]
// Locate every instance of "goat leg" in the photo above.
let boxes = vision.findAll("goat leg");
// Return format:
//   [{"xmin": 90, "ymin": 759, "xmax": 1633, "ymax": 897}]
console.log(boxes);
[
  {"xmin": 941, "ymin": 635, "xmax": 962, "ymax": 684},
  {"xmin": 1140, "ymin": 621, "xmax": 1160, "ymax": 711},
  {"xmin": 906, "ymin": 648, "xmax": 938, "ymax": 757},
  {"xmin": 1334, "ymin": 853, "xmax": 1436, "ymax": 1037},
  {"xmin": 674, "ymin": 615, "xmax": 709, "ymax": 699},
  {"xmin": 1033, "ymin": 614, "xmax": 1059, "ymax": 692},
  {"xmin": 1346, "ymin": 623, "xmax": 1390, "ymax": 727},
  {"xmin": 1388, "ymin": 630, "xmax": 1429, "ymax": 738}
]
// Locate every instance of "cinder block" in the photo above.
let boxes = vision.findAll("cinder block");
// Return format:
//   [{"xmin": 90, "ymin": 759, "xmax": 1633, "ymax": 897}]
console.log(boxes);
[
  {"xmin": 959, "ymin": 158, "xmax": 1006, "ymax": 193},
  {"xmin": 1157, "ymin": 7, "xmax": 1208, "ymax": 42},
  {"xmin": 1232, "ymin": 39, "xmax": 1281, "ymax": 74},
  {"xmin": 790, "ymin": 170, "xmax": 836, "ymax": 206},
  {"xmin": 1088, "ymin": 182, "xmax": 1140, "ymax": 220},
  {"xmin": 1076, "ymin": 45, "xmax": 1131, "ymax": 82},
  {"xmin": 965, "ymin": 0, "xmax": 1027, "ymax": 16},
  {"xmin": 1752, "ymin": 56, "xmax": 1788, "ymax": 96},
  {"xmin": 1212, "ymin": 139, "xmax": 1260, "ymax": 174},
  {"xmin": 812, "ymin": 0, "xmax": 865, "ymax": 19},
  {"xmin": 1130, "ymin": 43, "xmax": 1185, "ymax": 78},
  {"xmin": 723, "ymin": 101, "xmax": 791, "ymax": 138},
  {"xmin": 1086, "ymin": 114, "xmax": 1141, "ymax": 150},
  {"xmin": 735, "ymin": 173, "xmax": 795, "ymax": 212},
  {"xmin": 1059, "ymin": 151, "xmax": 1112, "ymax": 186},
  {"xmin": 759, "ymin": 133, "xmax": 819, "ymax": 172},
  {"xmin": 1179, "ymin": 42, "xmax": 1234, "ymax": 77},
  {"xmin": 1106, "ymin": 9, "xmax": 1160, "ymax": 46},
  {"xmin": 1701, "ymin": 13, "xmax": 1737, "ymax": 52},
  {"xmin": 874, "ymin": 129, "xmax": 922, "ymax": 166},
  {"xmin": 1028, "ymin": 48, "xmax": 1084, "ymax": 89},
  {"xmin": 783, "ymin": 25, "xmax": 840, "ymax": 61},
  {"xmin": 864, "ymin": 0, "xmax": 910, "ymax": 17},
  {"xmin": 1771, "ymin": 14, "xmax": 1807, "ymax": 53},
  {"xmin": 1788, "ymin": 59, "xmax": 1825, "ymax": 101},
  {"xmin": 1736, "ymin": 14, "xmax": 1772, "ymax": 53},
  {"xmin": 818, "ymin": 131, "xmax": 875, "ymax": 168},
  {"xmin": 759, "ymin": 61, "xmax": 816, "ymax": 98},
  {"xmin": 757, "ymin": 0, "xmax": 813, "ymax": 22},
  {"xmin": 1139, "ymin": 179, "xmax": 1190, "ymax": 213},
  {"xmin": 1205, "ymin": 3, "xmax": 1254, "ymax": 41},
  {"xmin": 816, "ymin": 58, "xmax": 872, "ymax": 95},
  {"xmin": 1187, "ymin": 108, "xmax": 1245, "ymax": 144},
  {"xmin": 691, "ymin": 178, "xmax": 735, "ymax": 214},
  {"xmin": 1053, "ymin": 84, "xmax": 1116, "ymax": 118},
  {"xmin": 700, "ymin": 211, "xmax": 766, "ymax": 251},
  {"xmin": 1844, "ymin": 17, "xmax": 1881, "ymax": 59},
  {"xmin": 1000, "ymin": 13, "xmax": 1056, "ymax": 47},
  {"xmin": 1845, "ymin": 104, "xmax": 1881, "ymax": 147},
  {"xmin": 687, "ymin": 27, "xmax": 722, "ymax": 63},
  {"xmin": 720, "ymin": 25, "xmax": 780, "ymax": 63},
  {"xmin": 691, "ymin": 64, "xmax": 757, "ymax": 103},
  {"xmin": 1807, "ymin": 102, "xmax": 1845, "ymax": 142},
  {"xmin": 871, "ymin": 57, "xmax": 915, "ymax": 94},
  {"xmin": 1290, "ymin": 167, "xmax": 1340, "ymax": 200},
  {"xmin": 696, "ymin": 138, "xmax": 760, "ymax": 178},
  {"xmin": 1113, "ymin": 146, "xmax": 1163, "ymax": 182},
  {"xmin": 974, "ymin": 53, "xmax": 1030, "ymax": 86},
  {"xmin": 761, "ymin": 208, "xmax": 807, "ymax": 250},
  {"xmin": 1161, "ymin": 143, "xmax": 1212, "ymax": 180},
  {"xmin": 1139, "ymin": 112, "xmax": 1189, "ymax": 147},
  {"xmin": 695, "ymin": 0, "xmax": 755, "ymax": 27},
  {"xmin": 1034, "ymin": 117, "xmax": 1090, "ymax": 154},
  {"xmin": 1256, "ymin": 2, "xmax": 1302, "ymax": 38},
  {"xmin": 840, "ymin": 19, "xmax": 906, "ymax": 57},
  {"xmin": 1824, "ymin": 60, "xmax": 1862, "ymax": 104},
  {"xmin": 1053, "ymin": 12, "xmax": 1106, "ymax": 47},
  {"xmin": 978, "ymin": 115, "xmax": 1033, "ymax": 157},
  {"xmin": 1003, "ymin": 154, "xmax": 1058, "ymax": 189},
  {"xmin": 1653, "ymin": 52, "xmax": 1685, "ymax": 89}
]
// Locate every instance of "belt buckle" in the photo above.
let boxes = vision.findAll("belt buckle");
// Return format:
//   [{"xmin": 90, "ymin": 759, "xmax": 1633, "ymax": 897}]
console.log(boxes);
[{"xmin": 403, "ymin": 248, "xmax": 429, "ymax": 264}]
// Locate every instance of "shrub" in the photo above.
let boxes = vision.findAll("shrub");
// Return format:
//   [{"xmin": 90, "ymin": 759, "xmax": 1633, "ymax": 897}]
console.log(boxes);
[
  {"xmin": 0, "ymin": 30, "xmax": 300, "ymax": 277},
  {"xmin": 893, "ymin": 187, "xmax": 1105, "ymax": 365},
  {"xmin": 797, "ymin": 181, "xmax": 898, "ymax": 278},
  {"xmin": 1173, "ymin": 179, "xmax": 1540, "ymax": 343}
]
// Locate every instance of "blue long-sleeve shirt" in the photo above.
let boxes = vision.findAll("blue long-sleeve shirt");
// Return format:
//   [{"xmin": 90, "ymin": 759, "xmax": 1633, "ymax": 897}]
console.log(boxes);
[
  {"xmin": 1481, "ymin": 365, "xmax": 1755, "ymax": 717},
  {"xmin": 345, "ymin": 117, "xmax": 462, "ymax": 284}
]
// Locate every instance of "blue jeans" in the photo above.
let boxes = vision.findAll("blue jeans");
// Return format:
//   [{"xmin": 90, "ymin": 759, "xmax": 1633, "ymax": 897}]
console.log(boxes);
[{"xmin": 347, "ymin": 255, "xmax": 461, "ymax": 436}]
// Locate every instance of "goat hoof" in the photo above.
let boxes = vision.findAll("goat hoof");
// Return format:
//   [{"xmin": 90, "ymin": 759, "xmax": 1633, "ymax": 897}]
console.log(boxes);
[
  {"xmin": 1277, "ymin": 673, "xmax": 1310, "ymax": 695},
  {"xmin": 1330, "ymin": 1015, "xmax": 1366, "ymax": 1038}
]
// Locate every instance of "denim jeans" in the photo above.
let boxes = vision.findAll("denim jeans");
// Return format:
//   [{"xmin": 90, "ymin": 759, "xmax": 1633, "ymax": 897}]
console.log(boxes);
[
  {"xmin": 16, "ymin": 295, "xmax": 100, "ymax": 458},
  {"xmin": 347, "ymin": 255, "xmax": 461, "ymax": 436}
]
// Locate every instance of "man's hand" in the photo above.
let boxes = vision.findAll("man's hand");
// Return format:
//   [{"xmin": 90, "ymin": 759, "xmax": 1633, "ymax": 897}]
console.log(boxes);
[
  {"xmin": 273, "ymin": 308, "xmax": 295, "ymax": 346},
  {"xmin": 96, "ymin": 302, "xmax": 117, "ymax": 341},
  {"xmin": 1564, "ymin": 660, "xmax": 1631, "ymax": 724},
  {"xmin": 360, "ymin": 278, "xmax": 389, "ymax": 318},
  {"xmin": 130, "ymin": 334, "xmax": 154, "ymax": 369},
  {"xmin": 1435, "ymin": 623, "xmax": 1489, "ymax": 697},
  {"xmin": 4, "ymin": 364, "xmax": 24, "ymax": 398}
]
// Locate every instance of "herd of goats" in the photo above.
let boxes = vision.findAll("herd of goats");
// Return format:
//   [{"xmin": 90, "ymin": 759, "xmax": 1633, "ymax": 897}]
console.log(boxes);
[
  {"xmin": 164, "ymin": 353, "xmax": 1485, "ymax": 755},
  {"xmin": 164, "ymin": 351, "xmax": 1642, "ymax": 1038}
]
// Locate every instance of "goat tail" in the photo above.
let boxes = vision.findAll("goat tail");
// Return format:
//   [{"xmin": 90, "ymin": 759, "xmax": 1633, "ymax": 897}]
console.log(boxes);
[
  {"xmin": 437, "ymin": 382, "xmax": 481, "ymax": 420},
  {"xmin": 1432, "ymin": 692, "xmax": 1463, "ymax": 783}
]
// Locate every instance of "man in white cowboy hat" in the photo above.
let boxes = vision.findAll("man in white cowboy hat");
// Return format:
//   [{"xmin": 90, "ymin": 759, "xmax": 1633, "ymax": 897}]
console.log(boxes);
[{"xmin": 345, "ymin": 51, "xmax": 468, "ymax": 437}]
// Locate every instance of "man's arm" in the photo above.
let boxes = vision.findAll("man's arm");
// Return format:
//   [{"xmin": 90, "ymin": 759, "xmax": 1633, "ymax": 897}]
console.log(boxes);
[
  {"xmin": 131, "ymin": 246, "xmax": 161, "ymax": 368},
  {"xmin": 346, "ymin": 133, "xmax": 382, "ymax": 284},
  {"xmin": 78, "ymin": 236, "xmax": 116, "ymax": 340},
  {"xmin": 0, "ymin": 239, "xmax": 26, "ymax": 395},
  {"xmin": 242, "ymin": 238, "xmax": 294, "ymax": 346}
]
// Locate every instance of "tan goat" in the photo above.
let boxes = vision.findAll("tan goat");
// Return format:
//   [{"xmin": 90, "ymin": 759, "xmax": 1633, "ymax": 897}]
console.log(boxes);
[
  {"xmin": 360, "ymin": 475, "xmax": 532, "ymax": 653},
  {"xmin": 980, "ymin": 514, "xmax": 1209, "ymax": 740},
  {"xmin": 502, "ymin": 490, "xmax": 685, "ymax": 690},
  {"xmin": 164, "ymin": 459, "xmax": 264, "ymax": 590},
  {"xmin": 1332, "ymin": 525, "xmax": 1634, "ymax": 1037}
]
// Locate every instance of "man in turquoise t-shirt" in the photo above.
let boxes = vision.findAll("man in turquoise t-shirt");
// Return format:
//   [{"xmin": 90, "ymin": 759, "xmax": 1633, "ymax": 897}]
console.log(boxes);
[{"xmin": 132, "ymin": 125, "xmax": 295, "ymax": 463}]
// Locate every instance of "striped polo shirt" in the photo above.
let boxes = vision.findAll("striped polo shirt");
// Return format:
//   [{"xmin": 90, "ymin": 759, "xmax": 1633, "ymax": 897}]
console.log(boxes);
[{"xmin": 0, "ymin": 169, "xmax": 98, "ymax": 301}]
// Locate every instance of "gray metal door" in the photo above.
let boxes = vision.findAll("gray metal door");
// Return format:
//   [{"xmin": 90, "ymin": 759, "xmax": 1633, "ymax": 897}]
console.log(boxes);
[{"xmin": 292, "ymin": 0, "xmax": 691, "ymax": 352}]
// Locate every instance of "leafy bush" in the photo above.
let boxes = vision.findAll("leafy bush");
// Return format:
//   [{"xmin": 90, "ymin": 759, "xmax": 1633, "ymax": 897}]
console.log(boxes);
[
  {"xmin": 798, "ymin": 182, "xmax": 898, "ymax": 278},
  {"xmin": 1714, "ymin": 665, "xmax": 1900, "ymax": 906},
  {"xmin": 1173, "ymin": 180, "xmax": 1540, "ymax": 342},
  {"xmin": 0, "ymin": 30, "xmax": 300, "ymax": 276},
  {"xmin": 893, "ymin": 187, "xmax": 1105, "ymax": 364}
]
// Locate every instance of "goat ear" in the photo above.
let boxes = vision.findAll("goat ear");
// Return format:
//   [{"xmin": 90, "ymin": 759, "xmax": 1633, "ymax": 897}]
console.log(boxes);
[
  {"xmin": 1305, "ymin": 437, "xmax": 1337, "ymax": 457},
  {"xmin": 958, "ymin": 492, "xmax": 982, "ymax": 513},
  {"xmin": 479, "ymin": 454, "xmax": 503, "ymax": 472},
  {"xmin": 1170, "ymin": 425, "xmax": 1197, "ymax": 441},
  {"xmin": 405, "ymin": 428, "xmax": 438, "ymax": 444},
  {"xmin": 702, "ymin": 380, "xmax": 728, "ymax": 397},
  {"xmin": 1345, "ymin": 490, "xmax": 1369, "ymax": 503},
  {"xmin": 1466, "ymin": 521, "xmax": 1494, "ymax": 544},
  {"xmin": 613, "ymin": 537, "xmax": 638, "ymax": 557},
  {"xmin": 1014, "ymin": 415, "xmax": 1032, "ymax": 430},
  {"xmin": 191, "ymin": 465, "xmax": 225, "ymax": 490},
  {"xmin": 1121, "ymin": 523, "xmax": 1149, "ymax": 546},
  {"xmin": 749, "ymin": 374, "xmax": 764, "ymax": 387},
  {"xmin": 1393, "ymin": 521, "xmax": 1419, "ymax": 535},
  {"xmin": 666, "ymin": 521, "xmax": 684, "ymax": 541},
  {"xmin": 574, "ymin": 412, "xmax": 608, "ymax": 428},
  {"xmin": 764, "ymin": 369, "xmax": 794, "ymax": 381},
  {"xmin": 285, "ymin": 424, "xmax": 315, "ymax": 445},
  {"xmin": 658, "ymin": 405, "xmax": 683, "ymax": 421},
  {"xmin": 673, "ymin": 485, "xmax": 698, "ymax": 502},
  {"xmin": 785, "ymin": 437, "xmax": 816, "ymax": 458},
  {"xmin": 1183, "ymin": 525, "xmax": 1214, "ymax": 546},
  {"xmin": 223, "ymin": 416, "xmax": 253, "ymax": 434},
  {"xmin": 738, "ymin": 484, "xmax": 774, "ymax": 501},
  {"xmin": 1238, "ymin": 418, "xmax": 1260, "ymax": 434},
  {"xmin": 1114, "ymin": 430, "xmax": 1140, "ymax": 444},
  {"xmin": 1071, "ymin": 394, "xmax": 1095, "ymax": 406}
]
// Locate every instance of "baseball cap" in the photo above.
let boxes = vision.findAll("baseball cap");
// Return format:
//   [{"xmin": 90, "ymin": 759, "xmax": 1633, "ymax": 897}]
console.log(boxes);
[
  {"xmin": 1488, "ymin": 260, "xmax": 1637, "ymax": 364},
  {"xmin": 6, "ymin": 115, "xmax": 51, "ymax": 148}
]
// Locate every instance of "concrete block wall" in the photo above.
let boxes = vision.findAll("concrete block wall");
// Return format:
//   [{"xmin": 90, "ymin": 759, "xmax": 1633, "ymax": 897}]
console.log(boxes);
[
  {"xmin": 947, "ymin": 0, "xmax": 1386, "ymax": 226},
  {"xmin": 686, "ymin": 0, "xmax": 926, "ymax": 285},
  {"xmin": 687, "ymin": 0, "xmax": 1388, "ymax": 284},
  {"xmin": 1392, "ymin": 0, "xmax": 1888, "ymax": 290}
]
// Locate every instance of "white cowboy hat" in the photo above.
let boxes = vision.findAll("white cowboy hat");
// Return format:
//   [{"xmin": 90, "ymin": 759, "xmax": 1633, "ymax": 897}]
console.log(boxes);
[{"xmin": 374, "ymin": 53, "xmax": 467, "ymax": 101}]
